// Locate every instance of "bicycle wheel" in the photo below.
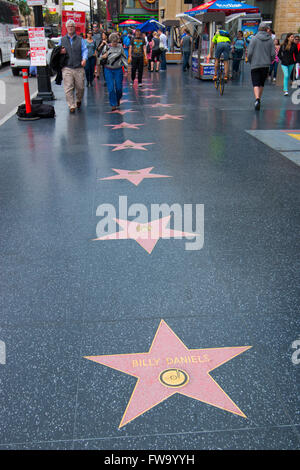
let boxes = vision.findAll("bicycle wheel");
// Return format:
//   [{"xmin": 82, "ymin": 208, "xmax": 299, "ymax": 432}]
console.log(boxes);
[{"xmin": 214, "ymin": 77, "xmax": 219, "ymax": 89}]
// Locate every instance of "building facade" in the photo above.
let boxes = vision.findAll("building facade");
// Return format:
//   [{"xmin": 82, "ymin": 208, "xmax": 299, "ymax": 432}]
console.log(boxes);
[
  {"xmin": 107, "ymin": 0, "xmax": 159, "ymax": 24},
  {"xmin": 159, "ymin": 0, "xmax": 193, "ymax": 22}
]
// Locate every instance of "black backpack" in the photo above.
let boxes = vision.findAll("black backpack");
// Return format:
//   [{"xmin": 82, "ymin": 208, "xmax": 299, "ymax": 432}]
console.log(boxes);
[{"xmin": 17, "ymin": 103, "xmax": 55, "ymax": 119}]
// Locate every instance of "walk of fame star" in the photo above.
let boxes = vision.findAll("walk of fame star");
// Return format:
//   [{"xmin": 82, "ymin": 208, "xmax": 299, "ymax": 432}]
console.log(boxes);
[
  {"xmin": 151, "ymin": 114, "xmax": 185, "ymax": 121},
  {"xmin": 102, "ymin": 140, "xmax": 154, "ymax": 151},
  {"xmin": 98, "ymin": 167, "xmax": 171, "ymax": 186},
  {"xmin": 92, "ymin": 215, "xmax": 201, "ymax": 253},
  {"xmin": 146, "ymin": 103, "xmax": 173, "ymax": 108},
  {"xmin": 144, "ymin": 95, "xmax": 162, "ymax": 99},
  {"xmin": 85, "ymin": 320, "xmax": 251, "ymax": 428},
  {"xmin": 281, "ymin": 130, "xmax": 300, "ymax": 141},
  {"xmin": 106, "ymin": 110, "xmax": 137, "ymax": 115},
  {"xmin": 104, "ymin": 123, "xmax": 144, "ymax": 130}
]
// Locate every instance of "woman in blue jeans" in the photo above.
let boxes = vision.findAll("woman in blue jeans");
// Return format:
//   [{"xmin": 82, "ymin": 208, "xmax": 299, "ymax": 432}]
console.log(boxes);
[
  {"xmin": 100, "ymin": 33, "xmax": 128, "ymax": 111},
  {"xmin": 278, "ymin": 33, "xmax": 297, "ymax": 95}
]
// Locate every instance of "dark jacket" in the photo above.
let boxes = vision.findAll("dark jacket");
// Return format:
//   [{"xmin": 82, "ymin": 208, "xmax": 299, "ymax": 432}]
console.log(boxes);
[
  {"xmin": 278, "ymin": 43, "xmax": 298, "ymax": 66},
  {"xmin": 247, "ymin": 31, "xmax": 275, "ymax": 69},
  {"xmin": 50, "ymin": 46, "xmax": 68, "ymax": 85}
]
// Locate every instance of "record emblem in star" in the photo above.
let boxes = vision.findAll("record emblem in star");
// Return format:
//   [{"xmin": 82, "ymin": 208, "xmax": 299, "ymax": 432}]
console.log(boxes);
[
  {"xmin": 92, "ymin": 215, "xmax": 201, "ymax": 253},
  {"xmin": 85, "ymin": 320, "xmax": 251, "ymax": 428},
  {"xmin": 98, "ymin": 167, "xmax": 171, "ymax": 186}
]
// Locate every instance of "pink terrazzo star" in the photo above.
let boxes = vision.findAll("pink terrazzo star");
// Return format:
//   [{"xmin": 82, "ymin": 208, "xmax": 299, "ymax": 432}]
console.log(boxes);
[
  {"xmin": 85, "ymin": 320, "xmax": 251, "ymax": 428},
  {"xmin": 102, "ymin": 140, "xmax": 154, "ymax": 151},
  {"xmin": 140, "ymin": 88, "xmax": 157, "ymax": 92},
  {"xmin": 119, "ymin": 99, "xmax": 134, "ymax": 104},
  {"xmin": 143, "ymin": 95, "xmax": 162, "ymax": 99},
  {"xmin": 98, "ymin": 167, "xmax": 171, "ymax": 186},
  {"xmin": 92, "ymin": 215, "xmax": 200, "ymax": 253},
  {"xmin": 146, "ymin": 103, "xmax": 174, "ymax": 108},
  {"xmin": 150, "ymin": 114, "xmax": 185, "ymax": 121},
  {"xmin": 106, "ymin": 109, "xmax": 137, "ymax": 115},
  {"xmin": 104, "ymin": 122, "xmax": 144, "ymax": 130}
]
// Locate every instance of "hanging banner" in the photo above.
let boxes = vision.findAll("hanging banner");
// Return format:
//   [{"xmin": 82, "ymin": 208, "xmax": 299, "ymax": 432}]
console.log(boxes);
[
  {"xmin": 61, "ymin": 11, "xmax": 86, "ymax": 37},
  {"xmin": 28, "ymin": 27, "xmax": 47, "ymax": 66},
  {"xmin": 26, "ymin": 0, "xmax": 46, "ymax": 6}
]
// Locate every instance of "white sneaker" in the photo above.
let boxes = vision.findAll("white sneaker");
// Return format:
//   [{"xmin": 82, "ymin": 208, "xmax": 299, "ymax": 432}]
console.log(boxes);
[
  {"xmin": 138, "ymin": 83, "xmax": 143, "ymax": 87},
  {"xmin": 273, "ymin": 78, "xmax": 276, "ymax": 82},
  {"xmin": 284, "ymin": 91, "xmax": 289, "ymax": 96}
]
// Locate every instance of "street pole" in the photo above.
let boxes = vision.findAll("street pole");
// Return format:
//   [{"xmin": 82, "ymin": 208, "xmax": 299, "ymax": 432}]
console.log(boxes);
[{"xmin": 33, "ymin": 5, "xmax": 55, "ymax": 101}]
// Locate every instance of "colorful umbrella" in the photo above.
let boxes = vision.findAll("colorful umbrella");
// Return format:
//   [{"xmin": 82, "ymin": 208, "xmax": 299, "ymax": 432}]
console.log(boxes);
[
  {"xmin": 136, "ymin": 19, "xmax": 165, "ymax": 33},
  {"xmin": 119, "ymin": 20, "xmax": 143, "ymax": 27},
  {"xmin": 185, "ymin": 0, "xmax": 259, "ymax": 17}
]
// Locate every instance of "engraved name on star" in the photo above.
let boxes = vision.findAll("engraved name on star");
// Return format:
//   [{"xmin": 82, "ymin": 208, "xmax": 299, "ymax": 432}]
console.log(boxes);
[
  {"xmin": 104, "ymin": 122, "xmax": 144, "ymax": 130},
  {"xmin": 106, "ymin": 109, "xmax": 137, "ymax": 115},
  {"xmin": 146, "ymin": 103, "xmax": 174, "ymax": 108},
  {"xmin": 102, "ymin": 140, "xmax": 154, "ymax": 151},
  {"xmin": 92, "ymin": 215, "xmax": 201, "ymax": 254},
  {"xmin": 98, "ymin": 167, "xmax": 171, "ymax": 186},
  {"xmin": 150, "ymin": 114, "xmax": 185, "ymax": 121},
  {"xmin": 85, "ymin": 320, "xmax": 251, "ymax": 428}
]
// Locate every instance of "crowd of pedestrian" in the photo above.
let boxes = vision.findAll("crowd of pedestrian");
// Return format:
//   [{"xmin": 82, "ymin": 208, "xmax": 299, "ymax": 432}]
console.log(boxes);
[{"xmin": 54, "ymin": 19, "xmax": 300, "ymax": 114}]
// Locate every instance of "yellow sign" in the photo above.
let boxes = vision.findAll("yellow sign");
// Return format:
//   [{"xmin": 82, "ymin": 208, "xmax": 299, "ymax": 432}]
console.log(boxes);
[
  {"xmin": 159, "ymin": 368, "xmax": 189, "ymax": 388},
  {"xmin": 63, "ymin": 2, "xmax": 74, "ymax": 4}
]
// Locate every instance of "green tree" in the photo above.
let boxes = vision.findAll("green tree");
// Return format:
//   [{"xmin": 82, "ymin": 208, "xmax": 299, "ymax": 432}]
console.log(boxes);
[{"xmin": 16, "ymin": 0, "xmax": 32, "ymax": 26}]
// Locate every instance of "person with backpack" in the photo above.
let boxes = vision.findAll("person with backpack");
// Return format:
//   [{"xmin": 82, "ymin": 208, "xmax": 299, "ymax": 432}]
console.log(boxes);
[
  {"xmin": 278, "ymin": 33, "xmax": 298, "ymax": 95},
  {"xmin": 128, "ymin": 29, "xmax": 147, "ymax": 87},
  {"xmin": 247, "ymin": 23, "xmax": 275, "ymax": 110},
  {"xmin": 100, "ymin": 33, "xmax": 128, "ymax": 111},
  {"xmin": 209, "ymin": 28, "xmax": 231, "ymax": 82},
  {"xmin": 232, "ymin": 31, "xmax": 246, "ymax": 79},
  {"xmin": 122, "ymin": 30, "xmax": 130, "ymax": 59}
]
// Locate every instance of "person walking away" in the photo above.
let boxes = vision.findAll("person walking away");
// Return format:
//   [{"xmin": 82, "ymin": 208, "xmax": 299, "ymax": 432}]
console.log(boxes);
[
  {"xmin": 100, "ymin": 33, "xmax": 128, "ymax": 111},
  {"xmin": 92, "ymin": 23, "xmax": 102, "ymax": 79},
  {"xmin": 150, "ymin": 32, "xmax": 161, "ymax": 72},
  {"xmin": 158, "ymin": 29, "xmax": 168, "ymax": 71},
  {"xmin": 293, "ymin": 35, "xmax": 300, "ymax": 81},
  {"xmin": 209, "ymin": 28, "xmax": 231, "ymax": 82},
  {"xmin": 84, "ymin": 30, "xmax": 97, "ymax": 87},
  {"xmin": 147, "ymin": 33, "xmax": 153, "ymax": 71},
  {"xmin": 247, "ymin": 22, "xmax": 275, "ymax": 110},
  {"xmin": 128, "ymin": 29, "xmax": 147, "ymax": 87},
  {"xmin": 278, "ymin": 33, "xmax": 297, "ymax": 95},
  {"xmin": 269, "ymin": 39, "xmax": 280, "ymax": 82},
  {"xmin": 122, "ymin": 30, "xmax": 130, "ymax": 59},
  {"xmin": 59, "ymin": 19, "xmax": 88, "ymax": 113},
  {"xmin": 181, "ymin": 29, "xmax": 192, "ymax": 72},
  {"xmin": 232, "ymin": 31, "xmax": 246, "ymax": 79}
]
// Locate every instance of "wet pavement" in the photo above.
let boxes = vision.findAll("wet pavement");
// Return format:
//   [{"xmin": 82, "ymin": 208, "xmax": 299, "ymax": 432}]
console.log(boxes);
[{"xmin": 0, "ymin": 64, "xmax": 299, "ymax": 450}]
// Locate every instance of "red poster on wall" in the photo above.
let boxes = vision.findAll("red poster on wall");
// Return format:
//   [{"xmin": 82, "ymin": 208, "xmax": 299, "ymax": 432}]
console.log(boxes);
[{"xmin": 61, "ymin": 11, "xmax": 86, "ymax": 37}]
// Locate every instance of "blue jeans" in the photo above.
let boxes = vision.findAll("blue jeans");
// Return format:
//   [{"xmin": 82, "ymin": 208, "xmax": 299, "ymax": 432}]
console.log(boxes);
[
  {"xmin": 269, "ymin": 61, "xmax": 278, "ymax": 79},
  {"xmin": 182, "ymin": 51, "xmax": 190, "ymax": 71},
  {"xmin": 104, "ymin": 67, "xmax": 123, "ymax": 107},
  {"xmin": 84, "ymin": 56, "xmax": 96, "ymax": 84},
  {"xmin": 281, "ymin": 64, "xmax": 294, "ymax": 92},
  {"xmin": 160, "ymin": 49, "xmax": 167, "ymax": 70}
]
